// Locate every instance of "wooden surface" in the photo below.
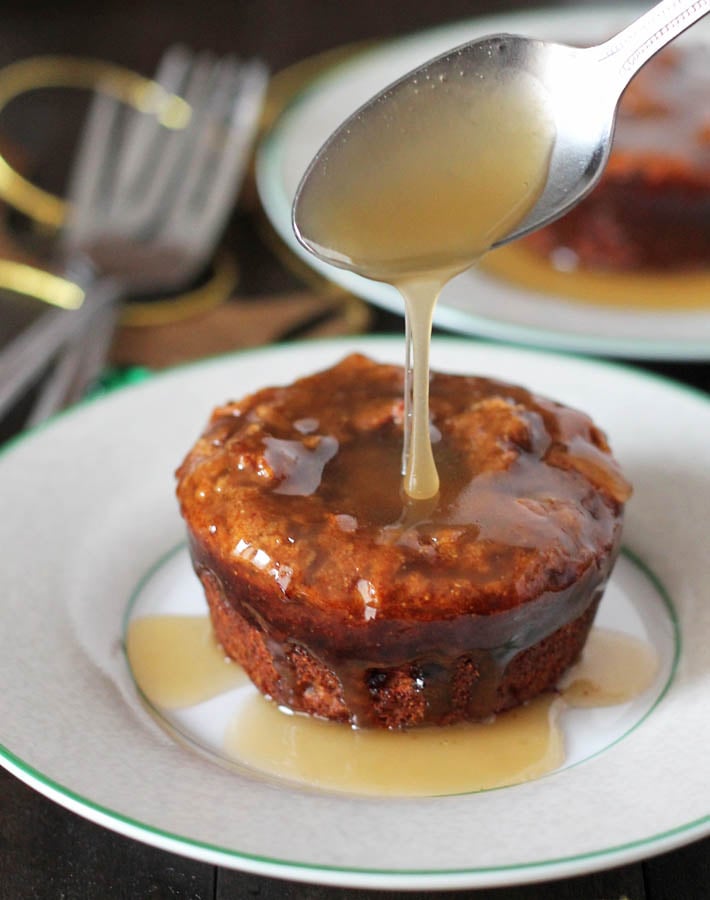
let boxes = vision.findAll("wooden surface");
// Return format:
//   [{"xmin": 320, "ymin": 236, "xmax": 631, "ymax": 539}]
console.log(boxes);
[
  {"xmin": 2, "ymin": 764, "xmax": 709, "ymax": 898},
  {"xmin": 0, "ymin": 0, "xmax": 708, "ymax": 897}
]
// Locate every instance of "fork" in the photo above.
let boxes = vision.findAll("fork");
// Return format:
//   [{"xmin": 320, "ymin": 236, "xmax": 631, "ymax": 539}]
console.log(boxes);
[{"xmin": 0, "ymin": 45, "xmax": 268, "ymax": 425}]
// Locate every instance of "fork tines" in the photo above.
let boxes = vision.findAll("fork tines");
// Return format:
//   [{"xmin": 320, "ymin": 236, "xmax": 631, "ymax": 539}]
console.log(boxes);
[{"xmin": 0, "ymin": 45, "xmax": 268, "ymax": 429}]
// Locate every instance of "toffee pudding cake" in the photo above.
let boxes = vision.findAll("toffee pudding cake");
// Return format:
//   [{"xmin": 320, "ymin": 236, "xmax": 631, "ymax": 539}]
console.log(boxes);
[
  {"xmin": 521, "ymin": 44, "xmax": 709, "ymax": 273},
  {"xmin": 176, "ymin": 354, "xmax": 631, "ymax": 729}
]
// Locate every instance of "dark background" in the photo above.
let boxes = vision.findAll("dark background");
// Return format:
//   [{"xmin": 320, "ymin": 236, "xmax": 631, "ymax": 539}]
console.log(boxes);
[
  {"xmin": 1, "ymin": 1, "xmax": 708, "ymax": 897},
  {"xmin": 0, "ymin": 1, "xmax": 581, "ymax": 69}
]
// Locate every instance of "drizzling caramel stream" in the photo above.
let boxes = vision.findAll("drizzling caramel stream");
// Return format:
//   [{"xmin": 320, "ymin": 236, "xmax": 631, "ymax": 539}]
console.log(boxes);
[{"xmin": 295, "ymin": 68, "xmax": 556, "ymax": 498}]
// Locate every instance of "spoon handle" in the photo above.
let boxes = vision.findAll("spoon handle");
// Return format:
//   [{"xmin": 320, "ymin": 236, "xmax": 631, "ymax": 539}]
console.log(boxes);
[{"xmin": 596, "ymin": 0, "xmax": 710, "ymax": 82}]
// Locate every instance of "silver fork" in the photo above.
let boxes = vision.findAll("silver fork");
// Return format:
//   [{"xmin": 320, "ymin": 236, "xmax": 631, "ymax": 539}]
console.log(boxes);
[{"xmin": 0, "ymin": 45, "xmax": 268, "ymax": 425}]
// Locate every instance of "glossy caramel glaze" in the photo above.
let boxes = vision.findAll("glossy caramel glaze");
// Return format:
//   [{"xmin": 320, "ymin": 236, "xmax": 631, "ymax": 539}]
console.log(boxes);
[{"xmin": 176, "ymin": 354, "xmax": 630, "ymax": 727}]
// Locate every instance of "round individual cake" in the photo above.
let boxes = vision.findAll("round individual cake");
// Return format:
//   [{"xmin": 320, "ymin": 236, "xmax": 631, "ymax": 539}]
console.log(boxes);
[
  {"xmin": 176, "ymin": 354, "xmax": 631, "ymax": 729},
  {"xmin": 522, "ymin": 44, "xmax": 709, "ymax": 272}
]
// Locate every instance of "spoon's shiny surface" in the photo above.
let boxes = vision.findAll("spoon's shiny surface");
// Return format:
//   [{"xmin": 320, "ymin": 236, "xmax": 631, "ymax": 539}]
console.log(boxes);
[{"xmin": 293, "ymin": 0, "xmax": 709, "ymax": 260}]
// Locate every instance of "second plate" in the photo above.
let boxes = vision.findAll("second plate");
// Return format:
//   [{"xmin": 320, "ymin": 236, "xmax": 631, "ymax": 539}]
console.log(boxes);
[{"xmin": 256, "ymin": 5, "xmax": 710, "ymax": 359}]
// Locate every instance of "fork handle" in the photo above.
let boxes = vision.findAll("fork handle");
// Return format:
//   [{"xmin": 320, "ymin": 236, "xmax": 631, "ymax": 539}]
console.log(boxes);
[
  {"xmin": 0, "ymin": 275, "xmax": 121, "ymax": 423},
  {"xmin": 26, "ymin": 298, "xmax": 121, "ymax": 427}
]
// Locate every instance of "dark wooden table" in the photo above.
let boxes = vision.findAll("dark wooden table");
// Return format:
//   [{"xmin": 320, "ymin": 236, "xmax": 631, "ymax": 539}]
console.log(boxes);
[{"xmin": 1, "ymin": 1, "xmax": 708, "ymax": 896}]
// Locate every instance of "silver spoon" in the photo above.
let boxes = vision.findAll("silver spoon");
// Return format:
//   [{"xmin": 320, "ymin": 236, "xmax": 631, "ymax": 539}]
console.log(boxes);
[{"xmin": 293, "ymin": 0, "xmax": 709, "ymax": 255}]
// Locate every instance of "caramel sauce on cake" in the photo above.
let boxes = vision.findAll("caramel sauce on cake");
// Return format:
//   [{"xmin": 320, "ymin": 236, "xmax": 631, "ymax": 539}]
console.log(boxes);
[
  {"xmin": 175, "ymin": 52, "xmax": 632, "ymax": 738},
  {"xmin": 176, "ymin": 354, "xmax": 630, "ymax": 729}
]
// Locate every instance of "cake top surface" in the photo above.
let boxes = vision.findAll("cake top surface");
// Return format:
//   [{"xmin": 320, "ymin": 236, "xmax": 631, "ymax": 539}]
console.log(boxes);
[{"xmin": 176, "ymin": 354, "xmax": 629, "ymax": 622}]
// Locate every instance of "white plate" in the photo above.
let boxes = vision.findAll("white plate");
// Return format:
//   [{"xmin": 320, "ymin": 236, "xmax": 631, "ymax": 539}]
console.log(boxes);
[
  {"xmin": 256, "ymin": 6, "xmax": 710, "ymax": 359},
  {"xmin": 1, "ymin": 336, "xmax": 709, "ymax": 891}
]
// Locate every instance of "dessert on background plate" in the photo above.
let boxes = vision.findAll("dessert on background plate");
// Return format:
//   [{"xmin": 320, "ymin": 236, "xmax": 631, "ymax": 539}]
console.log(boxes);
[
  {"xmin": 483, "ymin": 42, "xmax": 710, "ymax": 308},
  {"xmin": 522, "ymin": 44, "xmax": 709, "ymax": 274}
]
